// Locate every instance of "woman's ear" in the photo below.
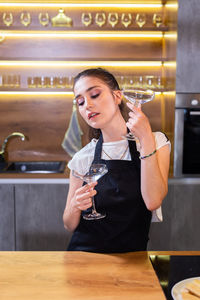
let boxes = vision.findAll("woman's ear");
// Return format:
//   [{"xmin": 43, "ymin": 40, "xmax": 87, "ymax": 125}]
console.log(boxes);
[{"xmin": 113, "ymin": 90, "xmax": 123, "ymax": 105}]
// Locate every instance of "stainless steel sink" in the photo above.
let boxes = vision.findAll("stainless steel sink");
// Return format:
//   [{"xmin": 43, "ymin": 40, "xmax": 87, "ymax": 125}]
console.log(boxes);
[
  {"xmin": 0, "ymin": 162, "xmax": 7, "ymax": 172},
  {"xmin": 5, "ymin": 161, "xmax": 66, "ymax": 173}
]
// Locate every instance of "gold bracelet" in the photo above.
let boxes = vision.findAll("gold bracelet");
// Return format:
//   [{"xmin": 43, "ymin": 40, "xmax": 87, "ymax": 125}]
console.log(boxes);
[{"xmin": 139, "ymin": 149, "xmax": 157, "ymax": 160}]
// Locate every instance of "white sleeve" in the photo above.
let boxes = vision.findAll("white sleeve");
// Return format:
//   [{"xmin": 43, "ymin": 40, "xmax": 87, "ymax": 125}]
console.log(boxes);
[
  {"xmin": 151, "ymin": 207, "xmax": 163, "ymax": 222},
  {"xmin": 154, "ymin": 131, "xmax": 171, "ymax": 152},
  {"xmin": 67, "ymin": 140, "xmax": 96, "ymax": 175}
]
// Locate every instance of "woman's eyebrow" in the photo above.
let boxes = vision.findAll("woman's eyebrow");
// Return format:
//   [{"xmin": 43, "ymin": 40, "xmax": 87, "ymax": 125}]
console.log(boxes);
[{"xmin": 75, "ymin": 85, "xmax": 100, "ymax": 100}]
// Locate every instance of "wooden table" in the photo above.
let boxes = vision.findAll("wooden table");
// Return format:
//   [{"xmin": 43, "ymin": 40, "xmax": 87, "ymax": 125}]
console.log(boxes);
[{"xmin": 0, "ymin": 251, "xmax": 166, "ymax": 300}]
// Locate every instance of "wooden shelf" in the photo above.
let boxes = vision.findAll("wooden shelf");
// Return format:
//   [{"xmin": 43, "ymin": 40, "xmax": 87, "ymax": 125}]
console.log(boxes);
[{"xmin": 0, "ymin": 27, "xmax": 169, "ymax": 32}]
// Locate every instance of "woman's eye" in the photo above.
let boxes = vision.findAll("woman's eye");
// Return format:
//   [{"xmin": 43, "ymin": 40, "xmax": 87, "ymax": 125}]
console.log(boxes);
[
  {"xmin": 91, "ymin": 93, "xmax": 100, "ymax": 99},
  {"xmin": 76, "ymin": 97, "xmax": 85, "ymax": 106}
]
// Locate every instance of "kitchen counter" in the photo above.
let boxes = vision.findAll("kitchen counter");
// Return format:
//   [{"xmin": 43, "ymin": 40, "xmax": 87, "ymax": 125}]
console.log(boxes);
[
  {"xmin": 0, "ymin": 172, "xmax": 69, "ymax": 184},
  {"xmin": 0, "ymin": 251, "xmax": 199, "ymax": 300},
  {"xmin": 1, "ymin": 175, "xmax": 200, "ymax": 184},
  {"xmin": 0, "ymin": 251, "xmax": 164, "ymax": 300}
]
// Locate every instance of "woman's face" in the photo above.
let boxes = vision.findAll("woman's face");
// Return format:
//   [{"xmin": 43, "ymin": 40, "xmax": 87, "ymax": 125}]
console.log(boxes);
[{"xmin": 74, "ymin": 76, "xmax": 122, "ymax": 129}]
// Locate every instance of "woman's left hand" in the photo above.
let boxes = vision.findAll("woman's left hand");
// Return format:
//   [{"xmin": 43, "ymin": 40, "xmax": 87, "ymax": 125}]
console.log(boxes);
[{"xmin": 126, "ymin": 102, "xmax": 152, "ymax": 142}]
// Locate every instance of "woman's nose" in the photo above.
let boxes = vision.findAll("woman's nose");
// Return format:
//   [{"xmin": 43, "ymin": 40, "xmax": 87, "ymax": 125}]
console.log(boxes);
[{"xmin": 85, "ymin": 97, "xmax": 94, "ymax": 108}]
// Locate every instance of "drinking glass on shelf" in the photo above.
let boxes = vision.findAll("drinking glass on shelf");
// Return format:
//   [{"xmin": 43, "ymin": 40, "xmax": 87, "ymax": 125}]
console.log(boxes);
[
  {"xmin": 124, "ymin": 76, "xmax": 134, "ymax": 89},
  {"xmin": 20, "ymin": 12, "xmax": 31, "ymax": 27},
  {"xmin": 34, "ymin": 76, "xmax": 42, "ymax": 88},
  {"xmin": 155, "ymin": 76, "xmax": 164, "ymax": 90},
  {"xmin": 145, "ymin": 75, "xmax": 155, "ymax": 89},
  {"xmin": 27, "ymin": 76, "xmax": 35, "ymax": 88},
  {"xmin": 72, "ymin": 163, "xmax": 108, "ymax": 220},
  {"xmin": 133, "ymin": 75, "xmax": 144, "ymax": 89},
  {"xmin": 38, "ymin": 12, "xmax": 50, "ymax": 26},
  {"xmin": 95, "ymin": 13, "xmax": 106, "ymax": 27},
  {"xmin": 2, "ymin": 74, "xmax": 9, "ymax": 87},
  {"xmin": 121, "ymin": 13, "xmax": 132, "ymax": 28},
  {"xmin": 81, "ymin": 13, "xmax": 92, "ymax": 27},
  {"xmin": 13, "ymin": 75, "xmax": 20, "ymax": 88},
  {"xmin": 108, "ymin": 13, "xmax": 118, "ymax": 28},
  {"xmin": 153, "ymin": 13, "xmax": 163, "ymax": 28},
  {"xmin": 122, "ymin": 88, "xmax": 155, "ymax": 141},
  {"xmin": 2, "ymin": 12, "xmax": 13, "ymax": 26},
  {"xmin": 135, "ymin": 13, "xmax": 146, "ymax": 28}
]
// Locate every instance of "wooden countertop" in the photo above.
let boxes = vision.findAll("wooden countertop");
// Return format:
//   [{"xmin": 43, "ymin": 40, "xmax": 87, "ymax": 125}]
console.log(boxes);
[
  {"xmin": 1, "ymin": 251, "xmax": 200, "ymax": 300},
  {"xmin": 0, "ymin": 251, "xmax": 165, "ymax": 300}
]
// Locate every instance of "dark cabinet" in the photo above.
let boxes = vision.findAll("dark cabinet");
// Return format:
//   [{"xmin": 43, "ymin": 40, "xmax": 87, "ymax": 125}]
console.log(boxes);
[
  {"xmin": 148, "ymin": 181, "xmax": 200, "ymax": 251},
  {"xmin": 15, "ymin": 184, "xmax": 71, "ymax": 251},
  {"xmin": 0, "ymin": 184, "xmax": 15, "ymax": 250}
]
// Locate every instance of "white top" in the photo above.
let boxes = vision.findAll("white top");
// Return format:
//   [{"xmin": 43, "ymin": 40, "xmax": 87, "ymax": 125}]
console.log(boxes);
[{"xmin": 68, "ymin": 131, "xmax": 171, "ymax": 222}]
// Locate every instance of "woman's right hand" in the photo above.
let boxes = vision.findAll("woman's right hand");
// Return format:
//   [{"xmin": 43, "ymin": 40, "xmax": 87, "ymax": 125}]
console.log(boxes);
[{"xmin": 71, "ymin": 182, "xmax": 97, "ymax": 212}]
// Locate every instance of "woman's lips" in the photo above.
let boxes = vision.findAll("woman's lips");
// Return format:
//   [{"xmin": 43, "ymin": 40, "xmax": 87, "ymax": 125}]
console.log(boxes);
[{"xmin": 88, "ymin": 112, "xmax": 100, "ymax": 120}]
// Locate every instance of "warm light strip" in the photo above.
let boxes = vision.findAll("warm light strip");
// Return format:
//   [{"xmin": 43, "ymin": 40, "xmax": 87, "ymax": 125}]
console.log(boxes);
[
  {"xmin": 0, "ymin": 61, "xmax": 163, "ymax": 67},
  {"xmin": 1, "ymin": 31, "xmax": 163, "ymax": 38},
  {"xmin": 164, "ymin": 61, "xmax": 176, "ymax": 67},
  {"xmin": 0, "ymin": 91, "xmax": 165, "ymax": 95},
  {"xmin": 0, "ymin": 91, "xmax": 74, "ymax": 95},
  {"xmin": 165, "ymin": 33, "xmax": 177, "ymax": 39},
  {"xmin": 0, "ymin": 3, "xmax": 163, "ymax": 8},
  {"xmin": 165, "ymin": 3, "xmax": 178, "ymax": 8}
]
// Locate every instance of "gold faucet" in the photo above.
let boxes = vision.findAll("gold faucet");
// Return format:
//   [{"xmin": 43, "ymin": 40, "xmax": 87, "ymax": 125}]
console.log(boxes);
[{"xmin": 0, "ymin": 132, "xmax": 27, "ymax": 162}]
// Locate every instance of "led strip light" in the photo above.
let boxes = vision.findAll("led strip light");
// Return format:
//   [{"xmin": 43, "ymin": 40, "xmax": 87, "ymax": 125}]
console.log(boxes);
[
  {"xmin": 0, "ymin": 60, "xmax": 164, "ymax": 67},
  {"xmin": 0, "ymin": 2, "xmax": 171, "ymax": 8}
]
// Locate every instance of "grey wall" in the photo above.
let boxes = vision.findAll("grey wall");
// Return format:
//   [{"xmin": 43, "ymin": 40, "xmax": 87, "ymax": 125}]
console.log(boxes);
[{"xmin": 176, "ymin": 0, "xmax": 200, "ymax": 92}]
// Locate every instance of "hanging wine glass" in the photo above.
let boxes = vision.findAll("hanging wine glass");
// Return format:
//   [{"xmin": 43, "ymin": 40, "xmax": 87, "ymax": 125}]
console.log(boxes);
[
  {"xmin": 95, "ymin": 13, "xmax": 106, "ymax": 27},
  {"xmin": 122, "ymin": 88, "xmax": 155, "ymax": 141},
  {"xmin": 108, "ymin": 13, "xmax": 118, "ymax": 28},
  {"xmin": 135, "ymin": 13, "xmax": 146, "ymax": 28},
  {"xmin": 38, "ymin": 13, "xmax": 50, "ymax": 26},
  {"xmin": 121, "ymin": 13, "xmax": 132, "ymax": 28},
  {"xmin": 3, "ymin": 13, "xmax": 13, "ymax": 26},
  {"xmin": 20, "ymin": 12, "xmax": 31, "ymax": 27},
  {"xmin": 72, "ymin": 163, "xmax": 108, "ymax": 220},
  {"xmin": 81, "ymin": 13, "xmax": 92, "ymax": 27},
  {"xmin": 153, "ymin": 14, "xmax": 163, "ymax": 28}
]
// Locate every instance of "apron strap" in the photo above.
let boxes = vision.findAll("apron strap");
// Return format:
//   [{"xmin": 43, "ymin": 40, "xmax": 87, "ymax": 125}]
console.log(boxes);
[
  {"xmin": 92, "ymin": 130, "xmax": 140, "ymax": 169},
  {"xmin": 92, "ymin": 133, "xmax": 104, "ymax": 164}
]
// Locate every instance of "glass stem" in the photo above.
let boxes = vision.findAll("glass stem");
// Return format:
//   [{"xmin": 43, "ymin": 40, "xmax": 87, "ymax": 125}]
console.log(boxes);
[{"xmin": 91, "ymin": 196, "xmax": 97, "ymax": 214}]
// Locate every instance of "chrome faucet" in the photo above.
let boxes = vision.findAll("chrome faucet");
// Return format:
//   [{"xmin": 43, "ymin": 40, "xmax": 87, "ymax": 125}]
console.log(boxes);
[{"xmin": 0, "ymin": 132, "xmax": 27, "ymax": 163}]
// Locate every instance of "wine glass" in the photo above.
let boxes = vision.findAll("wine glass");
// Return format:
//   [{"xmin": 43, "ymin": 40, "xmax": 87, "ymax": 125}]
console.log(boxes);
[
  {"xmin": 81, "ymin": 13, "xmax": 92, "ymax": 27},
  {"xmin": 135, "ymin": 13, "xmax": 146, "ymax": 28},
  {"xmin": 122, "ymin": 88, "xmax": 155, "ymax": 141},
  {"xmin": 153, "ymin": 13, "xmax": 163, "ymax": 28},
  {"xmin": 72, "ymin": 163, "xmax": 108, "ymax": 220},
  {"xmin": 108, "ymin": 13, "xmax": 118, "ymax": 28},
  {"xmin": 121, "ymin": 13, "xmax": 132, "ymax": 28}
]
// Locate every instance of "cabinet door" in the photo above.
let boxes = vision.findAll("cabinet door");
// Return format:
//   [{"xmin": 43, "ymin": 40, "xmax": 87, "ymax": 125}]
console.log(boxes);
[
  {"xmin": 0, "ymin": 184, "xmax": 15, "ymax": 250},
  {"xmin": 148, "ymin": 183, "xmax": 200, "ymax": 251},
  {"xmin": 176, "ymin": 0, "xmax": 200, "ymax": 92},
  {"xmin": 15, "ymin": 184, "xmax": 72, "ymax": 251}
]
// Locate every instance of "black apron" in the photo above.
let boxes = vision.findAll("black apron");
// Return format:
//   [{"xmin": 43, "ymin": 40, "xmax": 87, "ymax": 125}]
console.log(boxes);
[{"xmin": 67, "ymin": 134, "xmax": 152, "ymax": 253}]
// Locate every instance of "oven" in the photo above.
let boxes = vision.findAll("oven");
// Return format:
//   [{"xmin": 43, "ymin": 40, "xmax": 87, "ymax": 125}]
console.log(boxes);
[{"xmin": 174, "ymin": 93, "xmax": 200, "ymax": 177}]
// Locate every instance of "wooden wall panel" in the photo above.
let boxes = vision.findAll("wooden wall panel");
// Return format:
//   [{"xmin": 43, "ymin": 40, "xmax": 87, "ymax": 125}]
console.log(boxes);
[
  {"xmin": 0, "ymin": 95, "xmax": 73, "ymax": 162},
  {"xmin": 1, "ymin": 37, "xmax": 163, "ymax": 60}
]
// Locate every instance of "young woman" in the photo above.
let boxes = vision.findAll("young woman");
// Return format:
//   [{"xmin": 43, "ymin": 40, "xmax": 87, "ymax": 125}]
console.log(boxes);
[{"xmin": 63, "ymin": 68, "xmax": 170, "ymax": 253}]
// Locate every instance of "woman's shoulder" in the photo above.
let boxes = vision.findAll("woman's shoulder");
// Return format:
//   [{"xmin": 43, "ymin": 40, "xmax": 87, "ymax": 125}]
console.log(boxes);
[
  {"xmin": 67, "ymin": 139, "xmax": 97, "ymax": 174},
  {"xmin": 153, "ymin": 131, "xmax": 171, "ymax": 150},
  {"xmin": 75, "ymin": 139, "xmax": 97, "ymax": 156}
]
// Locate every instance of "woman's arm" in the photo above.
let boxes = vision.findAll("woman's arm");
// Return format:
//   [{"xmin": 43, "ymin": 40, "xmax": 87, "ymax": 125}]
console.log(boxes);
[
  {"xmin": 126, "ymin": 102, "xmax": 170, "ymax": 211},
  {"xmin": 63, "ymin": 170, "xmax": 97, "ymax": 232}
]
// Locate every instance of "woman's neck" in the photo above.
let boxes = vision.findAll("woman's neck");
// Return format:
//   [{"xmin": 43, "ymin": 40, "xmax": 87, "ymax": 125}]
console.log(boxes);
[{"xmin": 101, "ymin": 113, "xmax": 127, "ymax": 143}]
